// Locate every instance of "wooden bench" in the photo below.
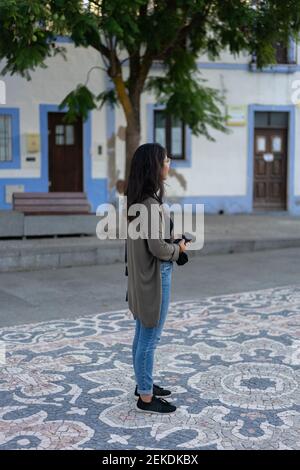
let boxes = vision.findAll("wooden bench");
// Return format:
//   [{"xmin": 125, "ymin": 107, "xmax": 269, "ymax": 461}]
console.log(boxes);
[{"xmin": 12, "ymin": 192, "xmax": 91, "ymax": 215}]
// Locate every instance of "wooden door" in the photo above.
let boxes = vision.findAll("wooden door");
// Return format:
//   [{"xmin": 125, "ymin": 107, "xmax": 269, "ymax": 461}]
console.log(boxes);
[
  {"xmin": 48, "ymin": 113, "xmax": 83, "ymax": 192},
  {"xmin": 253, "ymin": 128, "xmax": 287, "ymax": 210}
]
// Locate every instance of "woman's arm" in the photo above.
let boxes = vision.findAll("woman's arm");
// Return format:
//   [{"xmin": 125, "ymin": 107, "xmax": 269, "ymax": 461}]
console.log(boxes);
[{"xmin": 143, "ymin": 198, "xmax": 180, "ymax": 262}]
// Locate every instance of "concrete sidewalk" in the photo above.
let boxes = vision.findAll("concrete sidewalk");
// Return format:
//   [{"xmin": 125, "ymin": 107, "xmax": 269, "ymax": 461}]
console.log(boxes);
[{"xmin": 0, "ymin": 213, "xmax": 300, "ymax": 272}]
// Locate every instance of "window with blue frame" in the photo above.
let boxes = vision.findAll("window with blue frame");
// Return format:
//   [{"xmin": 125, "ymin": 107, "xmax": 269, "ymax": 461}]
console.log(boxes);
[
  {"xmin": 274, "ymin": 40, "xmax": 296, "ymax": 64},
  {"xmin": 250, "ymin": 38, "xmax": 297, "ymax": 69},
  {"xmin": 154, "ymin": 110, "xmax": 186, "ymax": 160},
  {"xmin": 0, "ymin": 114, "xmax": 12, "ymax": 162},
  {"xmin": 0, "ymin": 109, "xmax": 20, "ymax": 168}
]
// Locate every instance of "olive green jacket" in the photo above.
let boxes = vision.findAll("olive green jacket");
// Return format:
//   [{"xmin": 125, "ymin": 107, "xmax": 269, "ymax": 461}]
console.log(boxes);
[{"xmin": 125, "ymin": 196, "xmax": 180, "ymax": 328}]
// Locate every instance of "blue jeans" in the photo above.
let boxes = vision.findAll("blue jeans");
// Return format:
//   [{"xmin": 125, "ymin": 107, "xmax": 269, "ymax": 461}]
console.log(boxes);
[{"xmin": 132, "ymin": 260, "xmax": 173, "ymax": 395}]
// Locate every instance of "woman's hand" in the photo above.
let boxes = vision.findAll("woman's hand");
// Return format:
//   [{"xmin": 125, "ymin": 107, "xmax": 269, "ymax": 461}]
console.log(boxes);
[{"xmin": 179, "ymin": 239, "xmax": 188, "ymax": 253}]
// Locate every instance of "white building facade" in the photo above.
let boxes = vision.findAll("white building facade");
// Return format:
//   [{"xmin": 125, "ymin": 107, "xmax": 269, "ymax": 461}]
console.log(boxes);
[{"xmin": 1, "ymin": 36, "xmax": 300, "ymax": 215}]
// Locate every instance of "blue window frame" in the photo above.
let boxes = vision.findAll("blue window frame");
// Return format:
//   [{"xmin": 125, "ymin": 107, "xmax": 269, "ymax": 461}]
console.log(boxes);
[
  {"xmin": 0, "ymin": 108, "xmax": 21, "ymax": 169},
  {"xmin": 250, "ymin": 37, "xmax": 298, "ymax": 73},
  {"xmin": 147, "ymin": 104, "xmax": 192, "ymax": 168},
  {"xmin": 154, "ymin": 109, "xmax": 187, "ymax": 160}
]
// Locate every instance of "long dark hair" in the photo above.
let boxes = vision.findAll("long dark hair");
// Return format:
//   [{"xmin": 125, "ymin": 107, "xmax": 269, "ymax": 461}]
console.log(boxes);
[{"xmin": 124, "ymin": 143, "xmax": 167, "ymax": 222}]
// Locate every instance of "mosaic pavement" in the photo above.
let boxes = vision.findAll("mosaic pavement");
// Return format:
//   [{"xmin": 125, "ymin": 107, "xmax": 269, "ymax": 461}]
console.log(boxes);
[{"xmin": 0, "ymin": 284, "xmax": 300, "ymax": 450}]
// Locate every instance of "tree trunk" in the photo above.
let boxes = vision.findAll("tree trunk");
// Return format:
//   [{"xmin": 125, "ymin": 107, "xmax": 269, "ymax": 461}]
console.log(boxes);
[
  {"xmin": 124, "ymin": 104, "xmax": 141, "ymax": 185},
  {"xmin": 112, "ymin": 68, "xmax": 142, "ymax": 192}
]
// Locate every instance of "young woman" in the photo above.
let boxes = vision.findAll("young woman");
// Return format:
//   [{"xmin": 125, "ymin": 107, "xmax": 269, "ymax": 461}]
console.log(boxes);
[{"xmin": 125, "ymin": 143, "xmax": 188, "ymax": 414}]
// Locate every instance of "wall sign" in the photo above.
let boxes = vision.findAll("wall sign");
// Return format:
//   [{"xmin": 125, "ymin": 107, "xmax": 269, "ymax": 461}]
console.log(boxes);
[{"xmin": 226, "ymin": 105, "xmax": 247, "ymax": 127}]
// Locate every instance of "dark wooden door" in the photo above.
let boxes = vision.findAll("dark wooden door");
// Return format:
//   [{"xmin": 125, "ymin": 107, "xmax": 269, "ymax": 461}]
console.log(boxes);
[
  {"xmin": 253, "ymin": 128, "xmax": 287, "ymax": 210},
  {"xmin": 48, "ymin": 113, "xmax": 83, "ymax": 192}
]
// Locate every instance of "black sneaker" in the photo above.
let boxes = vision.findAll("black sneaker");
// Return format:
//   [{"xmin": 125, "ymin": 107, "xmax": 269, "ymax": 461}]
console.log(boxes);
[
  {"xmin": 136, "ymin": 396, "xmax": 176, "ymax": 414},
  {"xmin": 134, "ymin": 384, "xmax": 171, "ymax": 400}
]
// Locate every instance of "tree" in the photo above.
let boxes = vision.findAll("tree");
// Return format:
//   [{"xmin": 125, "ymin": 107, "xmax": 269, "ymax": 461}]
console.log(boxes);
[{"xmin": 1, "ymin": 0, "xmax": 300, "ymax": 186}]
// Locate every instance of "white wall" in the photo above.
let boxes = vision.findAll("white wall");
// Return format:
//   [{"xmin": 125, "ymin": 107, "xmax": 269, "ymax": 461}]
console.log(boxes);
[
  {"xmin": 1, "ymin": 40, "xmax": 300, "ymax": 202},
  {"xmin": 0, "ymin": 42, "xmax": 108, "ymax": 179},
  {"xmin": 139, "ymin": 67, "xmax": 300, "ymax": 199}
]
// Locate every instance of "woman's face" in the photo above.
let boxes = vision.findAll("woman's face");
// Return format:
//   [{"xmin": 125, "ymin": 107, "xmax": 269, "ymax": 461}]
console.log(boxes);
[{"xmin": 161, "ymin": 154, "xmax": 171, "ymax": 180}]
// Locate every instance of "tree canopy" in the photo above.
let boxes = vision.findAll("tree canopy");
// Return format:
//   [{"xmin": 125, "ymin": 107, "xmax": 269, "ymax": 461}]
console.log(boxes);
[{"xmin": 1, "ymin": 1, "xmax": 300, "ymax": 178}]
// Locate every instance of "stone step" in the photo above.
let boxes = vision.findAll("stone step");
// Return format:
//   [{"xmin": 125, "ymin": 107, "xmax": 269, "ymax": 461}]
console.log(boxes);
[{"xmin": 1, "ymin": 235, "xmax": 300, "ymax": 272}]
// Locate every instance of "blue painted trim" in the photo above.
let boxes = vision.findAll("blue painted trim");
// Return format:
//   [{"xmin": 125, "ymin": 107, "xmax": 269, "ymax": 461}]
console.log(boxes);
[
  {"xmin": 249, "ymin": 63, "xmax": 300, "ymax": 74},
  {"xmin": 0, "ymin": 178, "xmax": 48, "ymax": 210},
  {"xmin": 288, "ymin": 37, "xmax": 297, "ymax": 64},
  {"xmin": 197, "ymin": 62, "xmax": 249, "ymax": 71},
  {"xmin": 106, "ymin": 58, "xmax": 300, "ymax": 74},
  {"xmin": 53, "ymin": 36, "xmax": 299, "ymax": 73},
  {"xmin": 112, "ymin": 58, "xmax": 250, "ymax": 72},
  {"xmin": 165, "ymin": 104, "xmax": 298, "ymax": 215},
  {"xmin": 247, "ymin": 106, "xmax": 255, "ymax": 213},
  {"xmin": 39, "ymin": 104, "xmax": 107, "ymax": 212},
  {"xmin": 165, "ymin": 195, "xmax": 251, "ymax": 214},
  {"xmin": 82, "ymin": 109, "xmax": 108, "ymax": 211},
  {"xmin": 247, "ymin": 104, "xmax": 298, "ymax": 215},
  {"xmin": 0, "ymin": 108, "xmax": 21, "ymax": 169},
  {"xmin": 105, "ymin": 76, "xmax": 116, "ymax": 204},
  {"xmin": 287, "ymin": 107, "xmax": 298, "ymax": 215},
  {"xmin": 146, "ymin": 103, "xmax": 192, "ymax": 168},
  {"xmin": 202, "ymin": 61, "xmax": 300, "ymax": 73},
  {"xmin": 249, "ymin": 38, "xmax": 299, "ymax": 74},
  {"xmin": 151, "ymin": 60, "xmax": 300, "ymax": 73},
  {"xmin": 53, "ymin": 35, "xmax": 73, "ymax": 44},
  {"xmin": 0, "ymin": 108, "xmax": 108, "ymax": 211}
]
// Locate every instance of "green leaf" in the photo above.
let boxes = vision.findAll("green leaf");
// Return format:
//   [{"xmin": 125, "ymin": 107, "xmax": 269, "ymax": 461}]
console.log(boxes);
[{"xmin": 59, "ymin": 85, "xmax": 96, "ymax": 122}]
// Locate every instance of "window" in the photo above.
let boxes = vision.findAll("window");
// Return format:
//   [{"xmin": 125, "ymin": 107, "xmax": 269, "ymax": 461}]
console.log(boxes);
[
  {"xmin": 55, "ymin": 124, "xmax": 75, "ymax": 145},
  {"xmin": 250, "ymin": 38, "xmax": 297, "ymax": 70},
  {"xmin": 154, "ymin": 110, "xmax": 186, "ymax": 160},
  {"xmin": 0, "ymin": 114, "xmax": 12, "ymax": 162},
  {"xmin": 255, "ymin": 112, "xmax": 288, "ymax": 129},
  {"xmin": 274, "ymin": 41, "xmax": 289, "ymax": 64}
]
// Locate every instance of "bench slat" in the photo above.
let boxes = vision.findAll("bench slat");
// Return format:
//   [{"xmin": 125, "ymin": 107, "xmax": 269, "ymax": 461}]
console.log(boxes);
[
  {"xmin": 14, "ymin": 206, "xmax": 91, "ymax": 213},
  {"xmin": 13, "ymin": 192, "xmax": 87, "ymax": 199},
  {"xmin": 14, "ymin": 199, "xmax": 89, "ymax": 206},
  {"xmin": 12, "ymin": 192, "xmax": 91, "ymax": 214}
]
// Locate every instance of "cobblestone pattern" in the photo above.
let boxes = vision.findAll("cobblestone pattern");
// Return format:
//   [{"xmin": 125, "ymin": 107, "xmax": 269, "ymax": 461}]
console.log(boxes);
[{"xmin": 0, "ymin": 284, "xmax": 299, "ymax": 450}]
